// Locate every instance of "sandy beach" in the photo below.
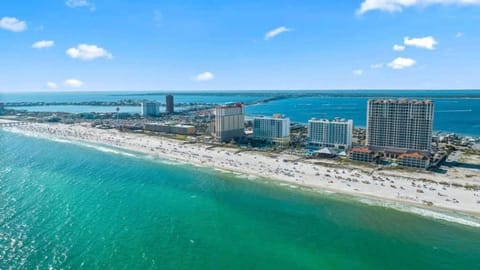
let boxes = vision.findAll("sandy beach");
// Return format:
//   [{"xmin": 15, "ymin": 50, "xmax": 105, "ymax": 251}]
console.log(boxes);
[{"xmin": 3, "ymin": 122, "xmax": 480, "ymax": 217}]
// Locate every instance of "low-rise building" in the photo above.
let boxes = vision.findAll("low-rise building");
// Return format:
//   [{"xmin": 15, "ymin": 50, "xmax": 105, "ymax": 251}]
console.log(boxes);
[
  {"xmin": 398, "ymin": 152, "xmax": 431, "ymax": 169},
  {"xmin": 144, "ymin": 123, "xmax": 196, "ymax": 135},
  {"xmin": 253, "ymin": 114, "xmax": 290, "ymax": 144},
  {"xmin": 349, "ymin": 147, "xmax": 375, "ymax": 163}
]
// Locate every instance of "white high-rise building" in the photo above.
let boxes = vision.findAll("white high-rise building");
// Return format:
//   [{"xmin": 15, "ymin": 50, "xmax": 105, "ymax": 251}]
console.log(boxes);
[
  {"xmin": 253, "ymin": 114, "xmax": 290, "ymax": 144},
  {"xmin": 308, "ymin": 118, "xmax": 353, "ymax": 149},
  {"xmin": 214, "ymin": 103, "xmax": 245, "ymax": 142},
  {"xmin": 366, "ymin": 99, "xmax": 434, "ymax": 153},
  {"xmin": 141, "ymin": 101, "xmax": 160, "ymax": 117}
]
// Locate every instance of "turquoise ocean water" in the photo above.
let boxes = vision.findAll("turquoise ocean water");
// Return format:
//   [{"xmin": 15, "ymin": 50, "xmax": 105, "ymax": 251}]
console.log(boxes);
[
  {"xmin": 2, "ymin": 90, "xmax": 480, "ymax": 136},
  {"xmin": 1, "ymin": 130, "xmax": 479, "ymax": 269}
]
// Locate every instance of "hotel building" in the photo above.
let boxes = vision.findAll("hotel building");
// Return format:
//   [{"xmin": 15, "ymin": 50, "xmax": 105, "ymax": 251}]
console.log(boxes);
[
  {"xmin": 349, "ymin": 147, "xmax": 375, "ymax": 163},
  {"xmin": 144, "ymin": 123, "xmax": 195, "ymax": 135},
  {"xmin": 253, "ymin": 114, "xmax": 290, "ymax": 144},
  {"xmin": 214, "ymin": 103, "xmax": 245, "ymax": 142},
  {"xmin": 141, "ymin": 101, "xmax": 160, "ymax": 117},
  {"xmin": 166, "ymin": 95, "xmax": 174, "ymax": 114},
  {"xmin": 366, "ymin": 99, "xmax": 434, "ymax": 153},
  {"xmin": 397, "ymin": 152, "xmax": 431, "ymax": 169},
  {"xmin": 307, "ymin": 118, "xmax": 353, "ymax": 149}
]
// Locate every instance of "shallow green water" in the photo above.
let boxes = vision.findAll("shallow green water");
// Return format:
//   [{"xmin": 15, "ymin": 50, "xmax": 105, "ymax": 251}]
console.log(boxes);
[{"xmin": 0, "ymin": 131, "xmax": 479, "ymax": 269}]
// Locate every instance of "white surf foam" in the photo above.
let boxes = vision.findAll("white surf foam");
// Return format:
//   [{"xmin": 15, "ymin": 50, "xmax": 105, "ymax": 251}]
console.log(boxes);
[{"xmin": 357, "ymin": 198, "xmax": 480, "ymax": 228}]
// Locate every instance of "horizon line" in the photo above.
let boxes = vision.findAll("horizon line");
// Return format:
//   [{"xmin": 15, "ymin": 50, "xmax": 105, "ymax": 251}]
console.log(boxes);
[{"xmin": 2, "ymin": 88, "xmax": 480, "ymax": 94}]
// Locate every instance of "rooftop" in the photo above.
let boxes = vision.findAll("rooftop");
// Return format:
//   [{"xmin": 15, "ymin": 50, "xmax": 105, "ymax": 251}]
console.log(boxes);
[
  {"xmin": 350, "ymin": 147, "xmax": 373, "ymax": 154},
  {"xmin": 369, "ymin": 99, "xmax": 433, "ymax": 105},
  {"xmin": 217, "ymin": 102, "xmax": 244, "ymax": 109},
  {"xmin": 254, "ymin": 114, "xmax": 288, "ymax": 120},
  {"xmin": 309, "ymin": 117, "xmax": 351, "ymax": 123},
  {"xmin": 146, "ymin": 123, "xmax": 194, "ymax": 128},
  {"xmin": 398, "ymin": 152, "xmax": 429, "ymax": 160}
]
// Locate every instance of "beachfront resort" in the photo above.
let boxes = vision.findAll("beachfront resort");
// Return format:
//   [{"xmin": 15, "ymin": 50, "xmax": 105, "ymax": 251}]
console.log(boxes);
[
  {"xmin": 1, "ymin": 94, "xmax": 479, "ymax": 215},
  {"xmin": 2, "ymin": 95, "xmax": 476, "ymax": 170}
]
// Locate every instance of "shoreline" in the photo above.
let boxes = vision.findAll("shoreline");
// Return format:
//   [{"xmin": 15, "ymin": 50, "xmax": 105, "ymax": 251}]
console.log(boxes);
[{"xmin": 2, "ymin": 122, "xmax": 480, "ymax": 223}]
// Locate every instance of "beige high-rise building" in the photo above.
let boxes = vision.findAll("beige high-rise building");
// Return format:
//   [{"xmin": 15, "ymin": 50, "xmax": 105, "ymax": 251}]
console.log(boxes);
[{"xmin": 214, "ymin": 103, "xmax": 245, "ymax": 142}]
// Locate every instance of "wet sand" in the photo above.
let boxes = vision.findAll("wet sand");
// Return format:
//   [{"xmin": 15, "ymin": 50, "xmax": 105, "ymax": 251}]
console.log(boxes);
[{"xmin": 4, "ymin": 122, "xmax": 480, "ymax": 216}]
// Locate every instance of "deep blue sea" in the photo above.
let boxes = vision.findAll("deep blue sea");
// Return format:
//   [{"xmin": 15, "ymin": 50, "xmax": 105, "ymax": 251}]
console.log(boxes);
[{"xmin": 1, "ymin": 90, "xmax": 479, "ymax": 136}]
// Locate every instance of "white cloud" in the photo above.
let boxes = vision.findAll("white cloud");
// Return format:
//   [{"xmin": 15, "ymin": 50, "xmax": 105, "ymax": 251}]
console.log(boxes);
[
  {"xmin": 195, "ymin": 72, "xmax": 214, "ymax": 81},
  {"xmin": 264, "ymin": 26, "xmax": 292, "ymax": 40},
  {"xmin": 46, "ymin": 82, "xmax": 58, "ymax": 89},
  {"xmin": 393, "ymin": 44, "xmax": 405, "ymax": 51},
  {"xmin": 370, "ymin": 63, "xmax": 384, "ymax": 69},
  {"xmin": 357, "ymin": 0, "xmax": 480, "ymax": 14},
  {"xmin": 404, "ymin": 36, "xmax": 438, "ymax": 50},
  {"xmin": 353, "ymin": 69, "xmax": 364, "ymax": 76},
  {"xmin": 456, "ymin": 32, "xmax": 464, "ymax": 38},
  {"xmin": 32, "ymin": 40, "xmax": 55, "ymax": 49},
  {"xmin": 388, "ymin": 57, "xmax": 416, "ymax": 69},
  {"xmin": 0, "ymin": 17, "xmax": 27, "ymax": 32},
  {"xmin": 66, "ymin": 0, "xmax": 95, "ymax": 11},
  {"xmin": 64, "ymin": 79, "xmax": 84, "ymax": 88},
  {"xmin": 66, "ymin": 44, "xmax": 112, "ymax": 60}
]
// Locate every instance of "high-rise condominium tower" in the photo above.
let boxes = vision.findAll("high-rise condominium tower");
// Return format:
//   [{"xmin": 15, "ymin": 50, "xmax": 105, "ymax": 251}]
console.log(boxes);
[{"xmin": 366, "ymin": 99, "xmax": 434, "ymax": 152}]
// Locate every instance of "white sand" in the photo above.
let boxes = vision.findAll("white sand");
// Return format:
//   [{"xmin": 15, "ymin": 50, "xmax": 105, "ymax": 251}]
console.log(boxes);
[{"xmin": 4, "ymin": 122, "xmax": 480, "ymax": 217}]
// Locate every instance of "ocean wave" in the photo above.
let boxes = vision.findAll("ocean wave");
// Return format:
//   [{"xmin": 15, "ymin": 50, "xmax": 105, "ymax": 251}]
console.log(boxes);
[
  {"xmin": 5, "ymin": 129, "xmax": 139, "ymax": 158},
  {"xmin": 48, "ymin": 136, "xmax": 139, "ymax": 158},
  {"xmin": 436, "ymin": 109, "xmax": 473, "ymax": 113},
  {"xmin": 214, "ymin": 168, "xmax": 231, "ymax": 174},
  {"xmin": 233, "ymin": 173, "xmax": 259, "ymax": 180},
  {"xmin": 83, "ymin": 145, "xmax": 137, "ymax": 158},
  {"xmin": 357, "ymin": 198, "xmax": 480, "ymax": 228},
  {"xmin": 158, "ymin": 160, "xmax": 184, "ymax": 166}
]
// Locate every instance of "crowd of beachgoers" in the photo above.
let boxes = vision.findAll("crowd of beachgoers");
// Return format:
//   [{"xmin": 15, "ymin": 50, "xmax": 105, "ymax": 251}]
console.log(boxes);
[{"xmin": 3, "ymin": 122, "xmax": 480, "ymax": 216}]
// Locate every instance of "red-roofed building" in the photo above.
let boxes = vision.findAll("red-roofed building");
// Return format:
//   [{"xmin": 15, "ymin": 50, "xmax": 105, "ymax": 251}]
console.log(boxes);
[
  {"xmin": 398, "ymin": 152, "xmax": 431, "ymax": 169},
  {"xmin": 349, "ymin": 147, "xmax": 375, "ymax": 163}
]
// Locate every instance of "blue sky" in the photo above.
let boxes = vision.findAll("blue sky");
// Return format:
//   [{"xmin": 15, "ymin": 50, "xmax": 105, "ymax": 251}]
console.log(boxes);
[{"xmin": 0, "ymin": 0, "xmax": 479, "ymax": 92}]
